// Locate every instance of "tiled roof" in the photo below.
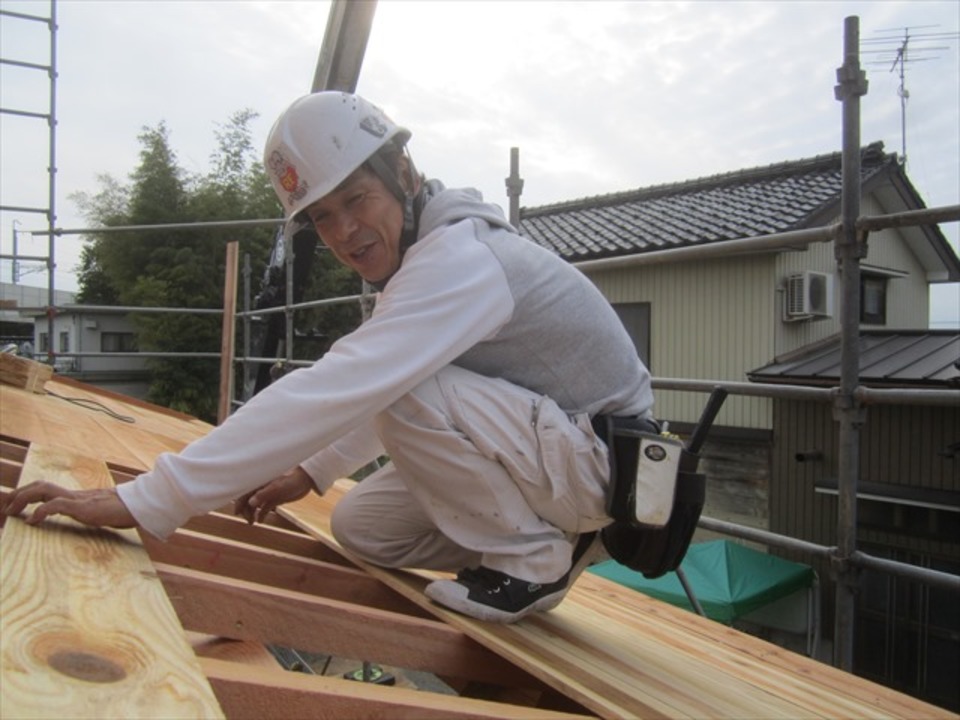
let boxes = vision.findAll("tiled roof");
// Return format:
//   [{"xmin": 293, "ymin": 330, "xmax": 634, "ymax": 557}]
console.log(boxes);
[
  {"xmin": 519, "ymin": 142, "xmax": 895, "ymax": 262},
  {"xmin": 747, "ymin": 330, "xmax": 960, "ymax": 388}
]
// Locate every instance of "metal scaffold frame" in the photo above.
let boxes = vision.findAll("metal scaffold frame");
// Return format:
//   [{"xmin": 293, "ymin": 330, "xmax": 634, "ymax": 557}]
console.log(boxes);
[
  {"xmin": 2, "ymin": 14, "xmax": 959, "ymax": 677},
  {"xmin": 0, "ymin": 0, "xmax": 58, "ymax": 355}
]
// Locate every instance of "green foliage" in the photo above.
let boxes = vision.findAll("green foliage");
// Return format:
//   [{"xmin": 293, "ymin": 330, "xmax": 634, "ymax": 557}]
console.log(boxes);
[
  {"xmin": 70, "ymin": 112, "xmax": 283, "ymax": 420},
  {"xmin": 71, "ymin": 110, "xmax": 367, "ymax": 420}
]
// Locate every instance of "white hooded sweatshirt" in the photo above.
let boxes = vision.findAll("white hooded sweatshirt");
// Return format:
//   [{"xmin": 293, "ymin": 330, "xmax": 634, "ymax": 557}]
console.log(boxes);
[{"xmin": 118, "ymin": 184, "xmax": 653, "ymax": 539}]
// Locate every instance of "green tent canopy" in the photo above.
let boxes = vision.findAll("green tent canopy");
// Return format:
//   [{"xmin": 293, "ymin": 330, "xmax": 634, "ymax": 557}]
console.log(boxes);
[{"xmin": 589, "ymin": 539, "xmax": 816, "ymax": 625}]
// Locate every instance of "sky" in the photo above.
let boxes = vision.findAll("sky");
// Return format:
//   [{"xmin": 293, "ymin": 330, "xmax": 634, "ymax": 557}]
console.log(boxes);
[{"xmin": 1, "ymin": 0, "xmax": 958, "ymax": 326}]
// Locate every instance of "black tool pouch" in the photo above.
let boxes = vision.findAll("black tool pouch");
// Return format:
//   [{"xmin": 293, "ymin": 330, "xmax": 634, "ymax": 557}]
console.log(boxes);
[{"xmin": 594, "ymin": 415, "xmax": 706, "ymax": 579}]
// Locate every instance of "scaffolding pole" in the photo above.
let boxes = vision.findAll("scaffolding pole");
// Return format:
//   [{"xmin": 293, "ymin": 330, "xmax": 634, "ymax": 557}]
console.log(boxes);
[{"xmin": 833, "ymin": 15, "xmax": 870, "ymax": 673}]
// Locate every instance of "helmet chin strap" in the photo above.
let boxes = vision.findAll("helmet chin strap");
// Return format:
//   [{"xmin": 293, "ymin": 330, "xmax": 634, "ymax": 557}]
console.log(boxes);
[{"xmin": 366, "ymin": 149, "xmax": 425, "ymax": 291}]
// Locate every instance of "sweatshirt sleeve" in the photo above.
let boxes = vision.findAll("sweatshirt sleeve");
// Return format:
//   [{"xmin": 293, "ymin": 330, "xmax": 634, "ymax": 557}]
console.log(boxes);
[
  {"xmin": 299, "ymin": 422, "xmax": 385, "ymax": 494},
  {"xmin": 117, "ymin": 219, "xmax": 515, "ymax": 539}
]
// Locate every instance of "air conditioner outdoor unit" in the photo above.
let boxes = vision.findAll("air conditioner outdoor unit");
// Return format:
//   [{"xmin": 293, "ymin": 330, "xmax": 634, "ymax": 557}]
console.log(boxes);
[{"xmin": 786, "ymin": 271, "xmax": 834, "ymax": 318}]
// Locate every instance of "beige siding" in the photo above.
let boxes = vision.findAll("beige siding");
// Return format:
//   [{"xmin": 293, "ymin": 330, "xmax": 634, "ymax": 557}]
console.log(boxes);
[
  {"xmin": 775, "ymin": 196, "xmax": 930, "ymax": 355},
  {"xmin": 587, "ymin": 255, "xmax": 777, "ymax": 429},
  {"xmin": 581, "ymin": 192, "xmax": 935, "ymax": 430},
  {"xmin": 775, "ymin": 240, "xmax": 841, "ymax": 355}
]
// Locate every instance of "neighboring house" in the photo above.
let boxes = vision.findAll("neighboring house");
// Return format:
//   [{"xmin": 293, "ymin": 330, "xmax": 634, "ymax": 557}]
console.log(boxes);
[
  {"xmin": 521, "ymin": 141, "xmax": 958, "ymax": 428},
  {"xmin": 0, "ymin": 282, "xmax": 75, "ymax": 355},
  {"xmin": 29, "ymin": 306, "xmax": 151, "ymax": 399},
  {"xmin": 749, "ymin": 331, "xmax": 959, "ymax": 710},
  {"xmin": 519, "ymin": 141, "xmax": 960, "ymax": 531},
  {"xmin": 1, "ymin": 283, "xmax": 151, "ymax": 399}
]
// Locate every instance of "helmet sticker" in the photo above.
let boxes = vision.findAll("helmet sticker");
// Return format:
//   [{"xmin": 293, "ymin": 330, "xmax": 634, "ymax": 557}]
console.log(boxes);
[
  {"xmin": 268, "ymin": 150, "xmax": 308, "ymax": 206},
  {"xmin": 359, "ymin": 113, "xmax": 388, "ymax": 138}
]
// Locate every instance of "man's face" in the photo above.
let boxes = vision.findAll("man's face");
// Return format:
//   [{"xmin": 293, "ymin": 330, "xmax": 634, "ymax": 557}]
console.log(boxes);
[{"xmin": 305, "ymin": 166, "xmax": 405, "ymax": 284}]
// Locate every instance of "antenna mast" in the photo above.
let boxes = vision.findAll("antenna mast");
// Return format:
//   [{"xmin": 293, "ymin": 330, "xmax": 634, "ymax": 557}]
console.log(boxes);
[{"xmin": 862, "ymin": 25, "xmax": 958, "ymax": 167}]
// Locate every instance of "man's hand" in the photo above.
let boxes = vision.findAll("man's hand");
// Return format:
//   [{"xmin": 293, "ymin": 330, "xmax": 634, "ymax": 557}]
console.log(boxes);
[
  {"xmin": 234, "ymin": 466, "xmax": 315, "ymax": 525},
  {"xmin": 0, "ymin": 482, "xmax": 137, "ymax": 529}
]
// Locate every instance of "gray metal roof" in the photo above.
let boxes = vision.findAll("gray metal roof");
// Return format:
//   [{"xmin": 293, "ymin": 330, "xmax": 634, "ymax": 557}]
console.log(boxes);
[
  {"xmin": 747, "ymin": 330, "xmax": 960, "ymax": 388},
  {"xmin": 518, "ymin": 142, "xmax": 955, "ymax": 273}
]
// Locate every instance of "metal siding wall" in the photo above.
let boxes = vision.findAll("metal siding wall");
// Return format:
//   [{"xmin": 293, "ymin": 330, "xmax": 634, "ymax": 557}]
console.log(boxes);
[
  {"xmin": 588, "ymin": 255, "xmax": 776, "ymax": 429},
  {"xmin": 775, "ymin": 240, "xmax": 841, "ymax": 355},
  {"xmin": 772, "ymin": 399, "xmax": 960, "ymax": 565},
  {"xmin": 771, "ymin": 399, "xmax": 838, "ymax": 551},
  {"xmin": 775, "ymin": 196, "xmax": 929, "ymax": 356}
]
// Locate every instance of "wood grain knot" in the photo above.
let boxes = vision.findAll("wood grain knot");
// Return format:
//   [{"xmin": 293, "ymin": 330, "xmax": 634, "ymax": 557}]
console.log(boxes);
[
  {"xmin": 48, "ymin": 650, "xmax": 127, "ymax": 683},
  {"xmin": 30, "ymin": 630, "xmax": 137, "ymax": 684}
]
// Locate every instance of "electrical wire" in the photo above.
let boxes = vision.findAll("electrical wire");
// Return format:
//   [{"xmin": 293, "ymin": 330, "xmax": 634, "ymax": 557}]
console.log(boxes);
[{"xmin": 44, "ymin": 389, "xmax": 137, "ymax": 424}]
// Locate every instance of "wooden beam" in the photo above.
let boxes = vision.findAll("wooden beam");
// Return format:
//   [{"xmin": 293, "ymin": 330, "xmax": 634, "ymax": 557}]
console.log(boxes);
[
  {"xmin": 156, "ymin": 562, "xmax": 538, "ymax": 688},
  {"xmin": 0, "ymin": 437, "xmax": 29, "ymax": 463},
  {"xmin": 145, "ymin": 527, "xmax": 429, "ymax": 617},
  {"xmin": 188, "ymin": 633, "xmax": 279, "ymax": 669},
  {"xmin": 1, "ymin": 437, "xmax": 27, "ymax": 492},
  {"xmin": 0, "ymin": 456, "xmax": 21, "ymax": 489},
  {"xmin": 217, "ymin": 240, "xmax": 239, "ymax": 425},
  {"xmin": 199, "ymin": 657, "xmax": 594, "ymax": 720},
  {"xmin": 0, "ymin": 353, "xmax": 52, "ymax": 393},
  {"xmin": 0, "ymin": 444, "xmax": 223, "ymax": 719},
  {"xmin": 182, "ymin": 511, "xmax": 350, "ymax": 565}
]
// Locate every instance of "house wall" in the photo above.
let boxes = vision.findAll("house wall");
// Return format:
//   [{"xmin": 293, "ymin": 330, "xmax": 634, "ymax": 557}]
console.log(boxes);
[
  {"xmin": 34, "ymin": 312, "xmax": 147, "ymax": 373},
  {"xmin": 585, "ymin": 194, "xmax": 934, "ymax": 431},
  {"xmin": 587, "ymin": 254, "xmax": 778, "ymax": 430},
  {"xmin": 774, "ymin": 196, "xmax": 930, "ymax": 356},
  {"xmin": 72, "ymin": 312, "xmax": 147, "ymax": 373},
  {"xmin": 770, "ymin": 395, "xmax": 959, "ymax": 571},
  {"xmin": 769, "ymin": 396, "xmax": 959, "ymax": 706}
]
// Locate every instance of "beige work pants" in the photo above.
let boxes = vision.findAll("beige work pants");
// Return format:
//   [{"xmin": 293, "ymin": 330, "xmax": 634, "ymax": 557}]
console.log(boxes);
[{"xmin": 330, "ymin": 365, "xmax": 611, "ymax": 583}]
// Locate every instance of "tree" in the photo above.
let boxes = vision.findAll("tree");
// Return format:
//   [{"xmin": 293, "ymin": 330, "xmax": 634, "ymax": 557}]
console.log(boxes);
[
  {"xmin": 73, "ymin": 117, "xmax": 274, "ymax": 419},
  {"xmin": 72, "ymin": 111, "xmax": 364, "ymax": 420}
]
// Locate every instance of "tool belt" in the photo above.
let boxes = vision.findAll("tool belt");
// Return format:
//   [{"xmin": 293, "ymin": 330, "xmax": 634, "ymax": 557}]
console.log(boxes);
[{"xmin": 593, "ymin": 414, "xmax": 706, "ymax": 579}]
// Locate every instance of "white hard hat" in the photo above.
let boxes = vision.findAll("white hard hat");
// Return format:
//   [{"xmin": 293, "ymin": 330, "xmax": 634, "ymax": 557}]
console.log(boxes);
[{"xmin": 264, "ymin": 92, "xmax": 411, "ymax": 230}]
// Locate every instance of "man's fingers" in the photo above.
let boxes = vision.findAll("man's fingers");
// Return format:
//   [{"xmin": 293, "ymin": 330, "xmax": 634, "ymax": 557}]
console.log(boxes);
[
  {"xmin": 3, "ymin": 486, "xmax": 135, "ymax": 529},
  {"xmin": 25, "ymin": 497, "xmax": 74, "ymax": 525},
  {"xmin": 234, "ymin": 491, "xmax": 257, "ymax": 524},
  {"xmin": 250, "ymin": 488, "xmax": 276, "ymax": 524},
  {"xmin": 1, "ymin": 482, "xmax": 72, "ymax": 518}
]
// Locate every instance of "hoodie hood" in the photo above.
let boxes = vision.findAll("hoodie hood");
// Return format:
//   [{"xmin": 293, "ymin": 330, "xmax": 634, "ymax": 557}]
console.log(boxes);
[
  {"xmin": 370, "ymin": 180, "xmax": 517, "ymax": 291},
  {"xmin": 418, "ymin": 181, "xmax": 517, "ymax": 240}
]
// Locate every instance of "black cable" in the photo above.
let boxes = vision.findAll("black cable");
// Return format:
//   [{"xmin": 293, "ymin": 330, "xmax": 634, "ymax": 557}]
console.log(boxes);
[{"xmin": 44, "ymin": 389, "xmax": 137, "ymax": 424}]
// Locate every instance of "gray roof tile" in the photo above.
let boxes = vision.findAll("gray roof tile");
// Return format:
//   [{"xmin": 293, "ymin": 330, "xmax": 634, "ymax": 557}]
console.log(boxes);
[{"xmin": 519, "ymin": 143, "xmax": 893, "ymax": 261}]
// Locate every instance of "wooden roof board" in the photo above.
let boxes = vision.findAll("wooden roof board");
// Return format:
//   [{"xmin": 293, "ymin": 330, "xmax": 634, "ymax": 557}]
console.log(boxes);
[
  {"xmin": 280, "ymin": 486, "xmax": 952, "ymax": 720},
  {"xmin": 0, "ymin": 376, "xmax": 953, "ymax": 719},
  {"xmin": 1, "ymin": 444, "xmax": 224, "ymax": 719}
]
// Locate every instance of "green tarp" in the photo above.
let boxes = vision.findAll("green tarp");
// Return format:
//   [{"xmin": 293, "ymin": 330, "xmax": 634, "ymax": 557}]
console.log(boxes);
[{"xmin": 589, "ymin": 539, "xmax": 816, "ymax": 624}]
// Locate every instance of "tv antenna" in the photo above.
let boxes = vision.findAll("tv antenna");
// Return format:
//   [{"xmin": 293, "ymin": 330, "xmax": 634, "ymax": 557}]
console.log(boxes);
[{"xmin": 862, "ymin": 25, "xmax": 958, "ymax": 168}]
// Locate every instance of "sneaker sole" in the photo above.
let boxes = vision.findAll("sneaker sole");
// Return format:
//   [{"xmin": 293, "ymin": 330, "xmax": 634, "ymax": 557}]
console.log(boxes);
[{"xmin": 425, "ymin": 579, "xmax": 568, "ymax": 623}]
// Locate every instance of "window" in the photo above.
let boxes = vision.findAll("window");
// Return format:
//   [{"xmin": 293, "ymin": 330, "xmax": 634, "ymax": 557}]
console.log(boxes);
[
  {"xmin": 38, "ymin": 333, "xmax": 49, "ymax": 352},
  {"xmin": 59, "ymin": 331, "xmax": 70, "ymax": 353},
  {"xmin": 101, "ymin": 332, "xmax": 137, "ymax": 353},
  {"xmin": 861, "ymin": 276, "xmax": 887, "ymax": 325},
  {"xmin": 612, "ymin": 302, "xmax": 652, "ymax": 369}
]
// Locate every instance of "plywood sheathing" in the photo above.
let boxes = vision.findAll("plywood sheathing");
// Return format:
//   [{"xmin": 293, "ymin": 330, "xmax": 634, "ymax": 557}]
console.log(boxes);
[
  {"xmin": 0, "ymin": 444, "xmax": 224, "ymax": 719},
  {"xmin": 280, "ymin": 485, "xmax": 952, "ymax": 720}
]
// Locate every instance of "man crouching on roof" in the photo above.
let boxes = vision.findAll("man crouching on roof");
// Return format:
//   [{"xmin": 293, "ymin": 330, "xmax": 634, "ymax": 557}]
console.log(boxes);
[{"xmin": 1, "ymin": 93, "xmax": 655, "ymax": 623}]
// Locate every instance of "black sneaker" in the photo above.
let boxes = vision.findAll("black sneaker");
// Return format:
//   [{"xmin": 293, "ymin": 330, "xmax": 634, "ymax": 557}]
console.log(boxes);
[{"xmin": 424, "ymin": 532, "xmax": 600, "ymax": 623}]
